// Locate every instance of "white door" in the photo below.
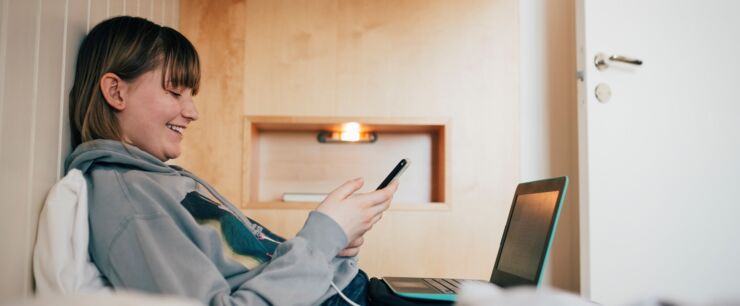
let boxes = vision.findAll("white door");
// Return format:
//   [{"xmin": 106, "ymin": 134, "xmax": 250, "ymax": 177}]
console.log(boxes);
[{"xmin": 577, "ymin": 1, "xmax": 740, "ymax": 304}]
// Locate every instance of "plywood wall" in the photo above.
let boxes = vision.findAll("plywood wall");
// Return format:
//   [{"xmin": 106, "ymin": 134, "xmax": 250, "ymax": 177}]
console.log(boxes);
[
  {"xmin": 180, "ymin": 0, "xmax": 521, "ymax": 280},
  {"xmin": 177, "ymin": 0, "xmax": 245, "ymax": 204},
  {"xmin": 0, "ymin": 0, "xmax": 179, "ymax": 300}
]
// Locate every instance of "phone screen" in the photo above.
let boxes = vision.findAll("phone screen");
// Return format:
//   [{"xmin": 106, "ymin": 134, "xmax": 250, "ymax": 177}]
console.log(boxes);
[{"xmin": 376, "ymin": 159, "xmax": 409, "ymax": 190}]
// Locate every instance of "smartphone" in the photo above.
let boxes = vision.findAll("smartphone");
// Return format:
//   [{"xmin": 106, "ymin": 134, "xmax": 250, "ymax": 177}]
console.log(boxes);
[{"xmin": 376, "ymin": 159, "xmax": 410, "ymax": 190}]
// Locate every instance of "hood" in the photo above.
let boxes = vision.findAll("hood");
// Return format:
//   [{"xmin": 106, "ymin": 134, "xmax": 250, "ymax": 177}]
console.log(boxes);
[
  {"xmin": 65, "ymin": 139, "xmax": 182, "ymax": 175},
  {"xmin": 66, "ymin": 139, "xmax": 262, "ymax": 237}
]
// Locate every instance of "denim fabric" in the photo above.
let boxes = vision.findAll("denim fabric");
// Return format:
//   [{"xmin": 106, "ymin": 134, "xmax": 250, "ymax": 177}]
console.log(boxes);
[{"xmin": 321, "ymin": 270, "xmax": 369, "ymax": 306}]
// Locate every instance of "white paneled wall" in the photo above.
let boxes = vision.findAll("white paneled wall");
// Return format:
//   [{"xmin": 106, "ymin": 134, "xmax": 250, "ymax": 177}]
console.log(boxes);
[{"xmin": 0, "ymin": 0, "xmax": 179, "ymax": 300}]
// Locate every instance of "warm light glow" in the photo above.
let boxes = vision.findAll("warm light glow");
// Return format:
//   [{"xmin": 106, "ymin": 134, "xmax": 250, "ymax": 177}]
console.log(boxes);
[
  {"xmin": 317, "ymin": 122, "xmax": 377, "ymax": 143},
  {"xmin": 340, "ymin": 122, "xmax": 361, "ymax": 142}
]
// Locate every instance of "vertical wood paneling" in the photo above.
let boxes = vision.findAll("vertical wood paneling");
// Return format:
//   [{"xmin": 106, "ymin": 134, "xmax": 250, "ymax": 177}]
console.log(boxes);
[
  {"xmin": 0, "ymin": 0, "xmax": 40, "ymax": 297},
  {"xmin": 56, "ymin": 0, "xmax": 72, "ymax": 178},
  {"xmin": 59, "ymin": 0, "xmax": 89, "ymax": 177},
  {"xmin": 171, "ymin": 0, "xmax": 178, "ymax": 27},
  {"xmin": 89, "ymin": 0, "xmax": 109, "ymax": 29},
  {"xmin": 0, "ymin": 0, "xmax": 8, "ymax": 154},
  {"xmin": 109, "ymin": 0, "xmax": 123, "ymax": 17},
  {"xmin": 140, "ymin": 0, "xmax": 152, "ymax": 20},
  {"xmin": 161, "ymin": 0, "xmax": 169, "ymax": 25},
  {"xmin": 27, "ymin": 0, "xmax": 68, "ymax": 295},
  {"xmin": 152, "ymin": 0, "xmax": 164, "ymax": 24},
  {"xmin": 162, "ymin": 0, "xmax": 169, "ymax": 25},
  {"xmin": 0, "ymin": 0, "xmax": 179, "ymax": 300},
  {"xmin": 164, "ymin": 0, "xmax": 177, "ymax": 27},
  {"xmin": 124, "ymin": 0, "xmax": 137, "ymax": 16}
]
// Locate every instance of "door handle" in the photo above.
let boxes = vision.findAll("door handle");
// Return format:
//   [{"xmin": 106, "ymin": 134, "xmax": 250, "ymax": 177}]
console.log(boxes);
[{"xmin": 595, "ymin": 53, "xmax": 643, "ymax": 70}]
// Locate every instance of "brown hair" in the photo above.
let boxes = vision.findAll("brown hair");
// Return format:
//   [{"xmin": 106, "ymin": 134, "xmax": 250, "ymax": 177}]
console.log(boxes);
[{"xmin": 69, "ymin": 16, "xmax": 200, "ymax": 148}]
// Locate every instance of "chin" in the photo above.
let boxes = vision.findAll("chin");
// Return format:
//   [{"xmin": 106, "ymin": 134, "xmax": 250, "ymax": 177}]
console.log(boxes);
[{"xmin": 164, "ymin": 150, "xmax": 182, "ymax": 161}]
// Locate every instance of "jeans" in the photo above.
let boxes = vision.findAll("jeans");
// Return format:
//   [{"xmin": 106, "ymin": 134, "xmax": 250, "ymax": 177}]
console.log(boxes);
[{"xmin": 320, "ymin": 270, "xmax": 369, "ymax": 306}]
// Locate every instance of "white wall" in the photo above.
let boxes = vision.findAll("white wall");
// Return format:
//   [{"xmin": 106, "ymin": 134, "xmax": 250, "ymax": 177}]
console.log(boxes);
[
  {"xmin": 0, "ymin": 0, "xmax": 178, "ymax": 300},
  {"xmin": 519, "ymin": 0, "xmax": 580, "ymax": 292}
]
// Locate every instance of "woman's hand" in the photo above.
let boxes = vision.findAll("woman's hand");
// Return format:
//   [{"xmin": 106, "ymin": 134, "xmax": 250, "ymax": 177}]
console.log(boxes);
[
  {"xmin": 316, "ymin": 178, "xmax": 398, "ymax": 252},
  {"xmin": 337, "ymin": 236, "xmax": 364, "ymax": 257}
]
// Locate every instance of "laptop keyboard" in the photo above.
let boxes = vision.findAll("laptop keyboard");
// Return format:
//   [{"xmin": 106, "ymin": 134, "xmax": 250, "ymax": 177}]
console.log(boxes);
[{"xmin": 423, "ymin": 278, "xmax": 462, "ymax": 294}]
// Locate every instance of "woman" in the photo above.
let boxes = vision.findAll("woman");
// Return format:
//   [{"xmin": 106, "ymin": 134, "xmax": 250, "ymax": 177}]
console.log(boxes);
[{"xmin": 66, "ymin": 16, "xmax": 397, "ymax": 306}]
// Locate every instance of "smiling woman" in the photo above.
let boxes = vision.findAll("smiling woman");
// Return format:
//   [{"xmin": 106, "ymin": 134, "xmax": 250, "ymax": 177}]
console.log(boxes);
[
  {"xmin": 62, "ymin": 16, "xmax": 399, "ymax": 306},
  {"xmin": 101, "ymin": 68, "xmax": 199, "ymax": 161},
  {"xmin": 68, "ymin": 15, "xmax": 200, "ymax": 152}
]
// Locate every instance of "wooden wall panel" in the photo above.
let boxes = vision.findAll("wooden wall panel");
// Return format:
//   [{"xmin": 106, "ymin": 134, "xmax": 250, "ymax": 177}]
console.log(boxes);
[
  {"xmin": 0, "ymin": 0, "xmax": 39, "ymax": 297},
  {"xmin": 140, "ymin": 0, "xmax": 153, "ymax": 20},
  {"xmin": 169, "ymin": 0, "xmax": 178, "ymax": 29},
  {"xmin": 30, "ymin": 4, "xmax": 68, "ymax": 292},
  {"xmin": 163, "ymin": 0, "xmax": 175, "ymax": 27},
  {"xmin": 177, "ymin": 0, "xmax": 245, "ymax": 204},
  {"xmin": 0, "ymin": 0, "xmax": 6, "ymax": 149},
  {"xmin": 180, "ymin": 0, "xmax": 520, "ymax": 280},
  {"xmin": 243, "ymin": 0, "xmax": 520, "ymax": 279},
  {"xmin": 152, "ymin": 0, "xmax": 164, "ymax": 25},
  {"xmin": 0, "ymin": 1, "xmax": 180, "ymax": 300},
  {"xmin": 109, "ymin": 0, "xmax": 124, "ymax": 16},
  {"xmin": 89, "ymin": 0, "xmax": 108, "ymax": 31},
  {"xmin": 124, "ymin": 0, "xmax": 138, "ymax": 16}
]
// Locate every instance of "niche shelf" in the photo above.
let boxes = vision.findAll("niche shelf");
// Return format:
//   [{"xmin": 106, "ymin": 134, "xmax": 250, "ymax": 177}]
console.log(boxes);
[{"xmin": 242, "ymin": 116, "xmax": 449, "ymax": 210}]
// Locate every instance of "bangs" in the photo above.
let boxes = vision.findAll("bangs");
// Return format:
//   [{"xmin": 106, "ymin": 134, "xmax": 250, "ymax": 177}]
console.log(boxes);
[{"xmin": 157, "ymin": 27, "xmax": 201, "ymax": 95}]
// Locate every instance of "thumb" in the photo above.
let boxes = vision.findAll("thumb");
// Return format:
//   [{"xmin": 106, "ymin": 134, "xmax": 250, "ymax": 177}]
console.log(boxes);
[{"xmin": 324, "ymin": 178, "xmax": 364, "ymax": 202}]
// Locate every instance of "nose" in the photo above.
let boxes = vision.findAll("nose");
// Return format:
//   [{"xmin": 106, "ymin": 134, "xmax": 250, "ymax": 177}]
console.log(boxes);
[{"xmin": 182, "ymin": 96, "xmax": 199, "ymax": 122}]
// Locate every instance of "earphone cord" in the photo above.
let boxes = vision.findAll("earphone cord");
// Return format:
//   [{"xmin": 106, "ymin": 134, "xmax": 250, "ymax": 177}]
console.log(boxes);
[{"xmin": 330, "ymin": 281, "xmax": 361, "ymax": 306}]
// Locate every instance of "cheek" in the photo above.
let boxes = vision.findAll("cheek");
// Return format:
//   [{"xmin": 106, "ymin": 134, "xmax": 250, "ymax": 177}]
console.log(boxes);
[
  {"xmin": 146, "ymin": 101, "xmax": 179, "ymax": 123},
  {"xmin": 160, "ymin": 101, "xmax": 183, "ymax": 119}
]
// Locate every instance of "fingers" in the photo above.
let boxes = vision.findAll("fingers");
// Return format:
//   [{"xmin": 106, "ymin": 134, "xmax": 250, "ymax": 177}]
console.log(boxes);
[
  {"xmin": 324, "ymin": 178, "xmax": 364, "ymax": 203},
  {"xmin": 338, "ymin": 247, "xmax": 360, "ymax": 257},
  {"xmin": 382, "ymin": 180, "xmax": 400, "ymax": 193},
  {"xmin": 347, "ymin": 236, "xmax": 364, "ymax": 248},
  {"xmin": 376, "ymin": 180, "xmax": 399, "ymax": 201},
  {"xmin": 369, "ymin": 210, "xmax": 384, "ymax": 224},
  {"xmin": 338, "ymin": 237, "xmax": 365, "ymax": 257},
  {"xmin": 319, "ymin": 177, "xmax": 397, "ymax": 245},
  {"xmin": 368, "ymin": 200, "xmax": 391, "ymax": 217},
  {"xmin": 352, "ymin": 180, "xmax": 398, "ymax": 206}
]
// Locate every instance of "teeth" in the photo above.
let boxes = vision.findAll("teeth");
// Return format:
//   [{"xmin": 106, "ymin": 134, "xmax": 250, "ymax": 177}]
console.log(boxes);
[{"xmin": 167, "ymin": 124, "xmax": 184, "ymax": 134}]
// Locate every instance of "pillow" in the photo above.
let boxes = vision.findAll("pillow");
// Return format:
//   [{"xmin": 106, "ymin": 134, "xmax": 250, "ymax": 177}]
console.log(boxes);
[{"xmin": 33, "ymin": 169, "xmax": 110, "ymax": 294}]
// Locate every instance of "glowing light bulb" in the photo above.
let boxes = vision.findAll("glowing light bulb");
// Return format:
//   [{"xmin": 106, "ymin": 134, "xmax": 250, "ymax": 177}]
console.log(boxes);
[
  {"xmin": 340, "ymin": 122, "xmax": 361, "ymax": 142},
  {"xmin": 316, "ymin": 122, "xmax": 377, "ymax": 143}
]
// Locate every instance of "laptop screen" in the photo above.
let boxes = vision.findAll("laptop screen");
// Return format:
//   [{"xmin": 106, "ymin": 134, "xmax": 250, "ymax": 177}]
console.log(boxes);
[
  {"xmin": 491, "ymin": 177, "xmax": 566, "ymax": 287},
  {"xmin": 382, "ymin": 177, "xmax": 567, "ymax": 301},
  {"xmin": 497, "ymin": 191, "xmax": 560, "ymax": 280}
]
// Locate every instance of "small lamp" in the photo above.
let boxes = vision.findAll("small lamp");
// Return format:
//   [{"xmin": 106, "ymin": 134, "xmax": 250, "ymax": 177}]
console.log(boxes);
[{"xmin": 317, "ymin": 122, "xmax": 378, "ymax": 143}]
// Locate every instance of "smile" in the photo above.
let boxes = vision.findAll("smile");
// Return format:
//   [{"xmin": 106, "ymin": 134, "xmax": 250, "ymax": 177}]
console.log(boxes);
[{"xmin": 166, "ymin": 123, "xmax": 185, "ymax": 134}]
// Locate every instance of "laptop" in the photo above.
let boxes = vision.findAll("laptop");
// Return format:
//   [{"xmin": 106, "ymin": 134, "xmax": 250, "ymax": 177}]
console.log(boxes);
[{"xmin": 382, "ymin": 176, "xmax": 568, "ymax": 302}]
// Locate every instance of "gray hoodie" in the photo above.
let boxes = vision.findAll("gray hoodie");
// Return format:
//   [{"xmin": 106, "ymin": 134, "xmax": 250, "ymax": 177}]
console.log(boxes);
[{"xmin": 65, "ymin": 140, "xmax": 358, "ymax": 306}]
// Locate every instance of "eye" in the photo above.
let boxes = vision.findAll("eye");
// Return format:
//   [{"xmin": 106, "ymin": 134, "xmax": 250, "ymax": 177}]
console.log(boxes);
[{"xmin": 168, "ymin": 90, "xmax": 182, "ymax": 97}]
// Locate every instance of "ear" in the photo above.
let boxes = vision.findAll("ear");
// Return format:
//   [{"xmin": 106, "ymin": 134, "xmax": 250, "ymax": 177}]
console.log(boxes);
[{"xmin": 100, "ymin": 72, "xmax": 127, "ymax": 111}]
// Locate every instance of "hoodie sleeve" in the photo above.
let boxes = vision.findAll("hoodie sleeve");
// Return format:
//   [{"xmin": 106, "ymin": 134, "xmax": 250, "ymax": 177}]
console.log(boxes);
[{"xmin": 103, "ymin": 209, "xmax": 351, "ymax": 306}]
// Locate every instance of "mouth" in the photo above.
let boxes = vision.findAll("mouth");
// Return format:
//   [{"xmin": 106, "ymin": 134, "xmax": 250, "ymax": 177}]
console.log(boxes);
[{"xmin": 166, "ymin": 123, "xmax": 185, "ymax": 135}]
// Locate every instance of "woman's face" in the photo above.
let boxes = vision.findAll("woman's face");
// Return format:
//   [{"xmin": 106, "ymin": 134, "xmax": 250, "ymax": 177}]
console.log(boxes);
[{"xmin": 116, "ymin": 69, "xmax": 198, "ymax": 161}]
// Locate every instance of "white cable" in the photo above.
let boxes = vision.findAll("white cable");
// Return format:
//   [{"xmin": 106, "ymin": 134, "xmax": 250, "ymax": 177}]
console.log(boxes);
[{"xmin": 330, "ymin": 281, "xmax": 361, "ymax": 306}]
